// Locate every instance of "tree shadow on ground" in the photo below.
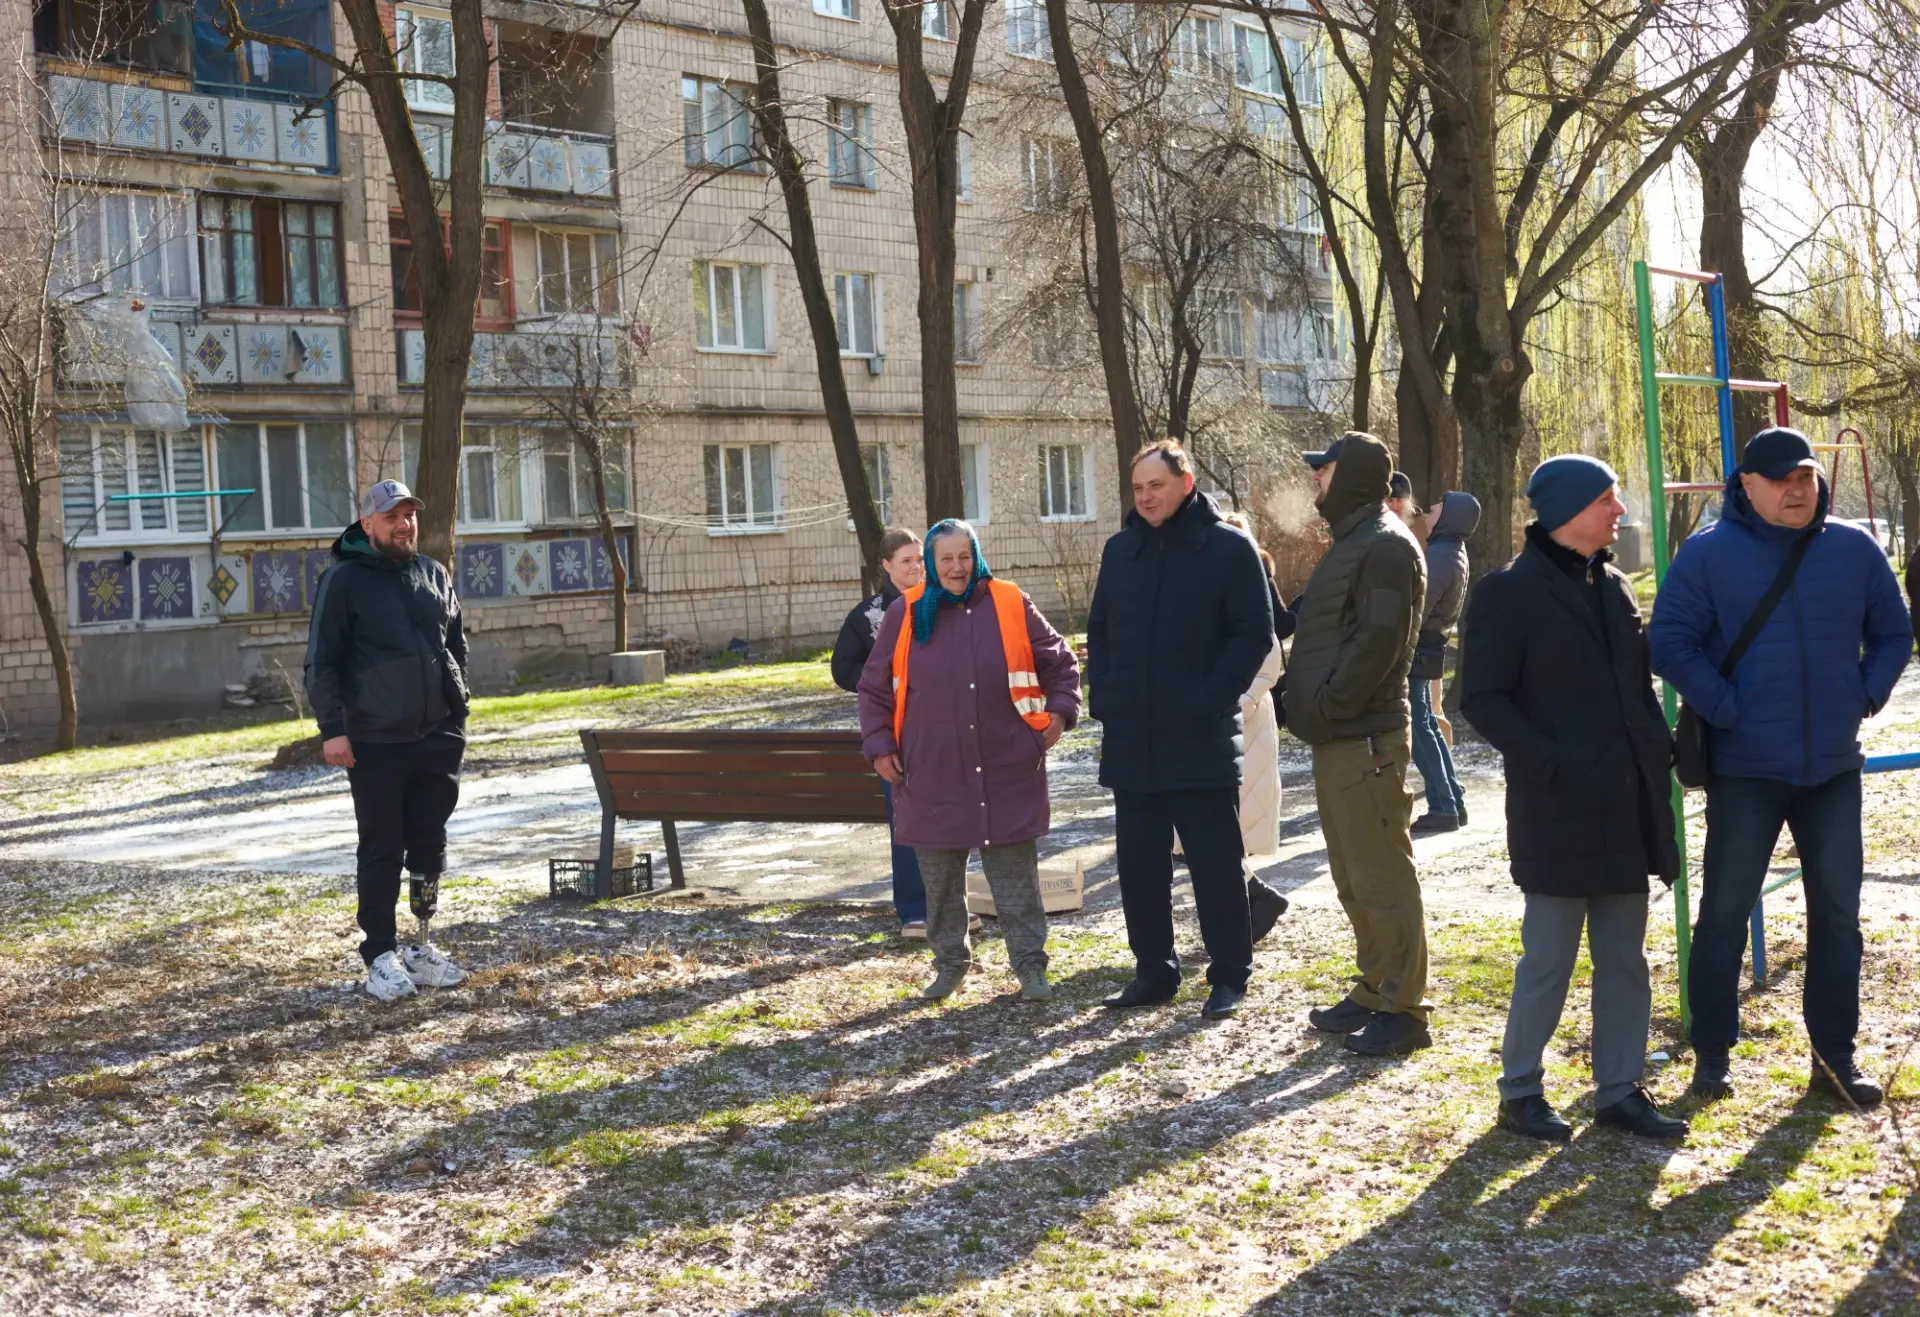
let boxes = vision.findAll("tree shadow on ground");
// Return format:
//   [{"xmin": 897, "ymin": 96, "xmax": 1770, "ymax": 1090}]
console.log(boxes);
[{"xmin": 1829, "ymin": 1183, "xmax": 1919, "ymax": 1315}]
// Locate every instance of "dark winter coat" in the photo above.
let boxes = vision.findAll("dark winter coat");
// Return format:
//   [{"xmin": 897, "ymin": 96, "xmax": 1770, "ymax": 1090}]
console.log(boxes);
[
  {"xmin": 1412, "ymin": 492, "xmax": 1481, "ymax": 679},
  {"xmin": 1087, "ymin": 491, "xmax": 1275, "ymax": 793},
  {"xmin": 1461, "ymin": 524, "xmax": 1680, "ymax": 896},
  {"xmin": 1648, "ymin": 475, "xmax": 1912, "ymax": 787},
  {"xmin": 1281, "ymin": 434, "xmax": 1426, "ymax": 746},
  {"xmin": 830, "ymin": 580, "xmax": 902, "ymax": 693},
  {"xmin": 305, "ymin": 524, "xmax": 469, "ymax": 744},
  {"xmin": 1907, "ymin": 548, "xmax": 1918, "ymax": 645}
]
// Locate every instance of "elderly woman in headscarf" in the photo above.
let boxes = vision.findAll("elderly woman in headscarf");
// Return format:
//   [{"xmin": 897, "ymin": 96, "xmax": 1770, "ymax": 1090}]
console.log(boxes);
[{"xmin": 857, "ymin": 519, "xmax": 1082, "ymax": 1002}]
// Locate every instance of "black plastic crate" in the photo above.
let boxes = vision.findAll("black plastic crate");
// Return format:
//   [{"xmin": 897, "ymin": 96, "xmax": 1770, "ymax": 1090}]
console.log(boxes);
[{"xmin": 549, "ymin": 855, "xmax": 653, "ymax": 899}]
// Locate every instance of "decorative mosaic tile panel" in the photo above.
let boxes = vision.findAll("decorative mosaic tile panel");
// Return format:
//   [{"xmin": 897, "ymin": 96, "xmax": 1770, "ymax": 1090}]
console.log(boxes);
[
  {"xmin": 237, "ymin": 326, "xmax": 291, "ymax": 385},
  {"xmin": 570, "ymin": 141, "xmax": 613, "ymax": 197},
  {"xmin": 288, "ymin": 325, "xmax": 346, "ymax": 385},
  {"xmin": 250, "ymin": 550, "xmax": 306, "ymax": 614},
  {"xmin": 222, "ymin": 98, "xmax": 277, "ymax": 162},
  {"xmin": 275, "ymin": 103, "xmax": 328, "ymax": 166},
  {"xmin": 77, "ymin": 559, "xmax": 133, "ymax": 624},
  {"xmin": 139, "ymin": 556, "xmax": 195, "ymax": 621},
  {"xmin": 207, "ymin": 556, "xmax": 247, "ymax": 612},
  {"xmin": 181, "ymin": 325, "xmax": 238, "ymax": 385},
  {"xmin": 108, "ymin": 84, "xmax": 165, "ymax": 150},
  {"xmin": 486, "ymin": 131, "xmax": 532, "ymax": 189},
  {"xmin": 459, "ymin": 543, "xmax": 505, "ymax": 600},
  {"xmin": 48, "ymin": 76, "xmax": 108, "ymax": 144},
  {"xmin": 547, "ymin": 539, "xmax": 592, "ymax": 593},
  {"xmin": 503, "ymin": 542, "xmax": 548, "ymax": 597},
  {"xmin": 590, "ymin": 536, "xmax": 631, "ymax": 590},
  {"xmin": 304, "ymin": 550, "xmax": 333, "ymax": 604},
  {"xmin": 527, "ymin": 136, "xmax": 570, "ymax": 192},
  {"xmin": 168, "ymin": 93, "xmax": 224, "ymax": 155}
]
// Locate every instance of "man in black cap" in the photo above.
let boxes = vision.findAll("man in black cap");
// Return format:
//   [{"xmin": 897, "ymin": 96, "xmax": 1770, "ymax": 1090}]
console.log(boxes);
[
  {"xmin": 1283, "ymin": 432, "xmax": 1432, "ymax": 1056},
  {"xmin": 1651, "ymin": 427, "xmax": 1912, "ymax": 1108},
  {"xmin": 306, "ymin": 480, "xmax": 473, "ymax": 1002}
]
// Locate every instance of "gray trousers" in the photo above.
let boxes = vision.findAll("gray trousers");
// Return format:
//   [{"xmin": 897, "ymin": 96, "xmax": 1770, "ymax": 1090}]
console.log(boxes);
[
  {"xmin": 915, "ymin": 842, "xmax": 1049, "ymax": 976},
  {"xmin": 1499, "ymin": 892, "xmax": 1652, "ymax": 1109}
]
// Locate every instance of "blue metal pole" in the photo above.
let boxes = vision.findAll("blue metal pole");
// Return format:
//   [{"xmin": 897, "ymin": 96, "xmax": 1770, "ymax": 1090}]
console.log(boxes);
[{"xmin": 1708, "ymin": 276, "xmax": 1737, "ymax": 475}]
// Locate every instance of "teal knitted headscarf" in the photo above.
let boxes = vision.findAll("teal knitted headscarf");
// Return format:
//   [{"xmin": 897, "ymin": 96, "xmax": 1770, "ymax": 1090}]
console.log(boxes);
[{"xmin": 911, "ymin": 519, "xmax": 991, "ymax": 645}]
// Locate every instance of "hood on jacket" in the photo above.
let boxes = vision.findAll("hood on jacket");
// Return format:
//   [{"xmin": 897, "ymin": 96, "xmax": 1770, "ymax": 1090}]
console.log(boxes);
[
  {"xmin": 1719, "ymin": 469, "xmax": 1830, "ymax": 539},
  {"xmin": 1429, "ymin": 491, "xmax": 1482, "ymax": 542},
  {"xmin": 332, "ymin": 520, "xmax": 403, "ymax": 569},
  {"xmin": 1318, "ymin": 433, "xmax": 1391, "ymax": 525}
]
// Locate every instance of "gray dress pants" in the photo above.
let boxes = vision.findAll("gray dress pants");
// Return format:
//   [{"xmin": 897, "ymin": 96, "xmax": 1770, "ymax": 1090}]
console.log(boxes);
[
  {"xmin": 1499, "ymin": 891, "xmax": 1652, "ymax": 1109},
  {"xmin": 915, "ymin": 841, "xmax": 1049, "ymax": 976}
]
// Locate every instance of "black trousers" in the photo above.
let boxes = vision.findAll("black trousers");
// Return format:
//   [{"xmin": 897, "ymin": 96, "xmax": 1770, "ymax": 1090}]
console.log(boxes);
[
  {"xmin": 1114, "ymin": 787, "xmax": 1253, "ymax": 991},
  {"xmin": 346, "ymin": 727, "xmax": 465, "ymax": 965}
]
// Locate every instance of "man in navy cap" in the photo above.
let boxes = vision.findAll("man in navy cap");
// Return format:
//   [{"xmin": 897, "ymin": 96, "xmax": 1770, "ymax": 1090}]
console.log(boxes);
[
  {"xmin": 306, "ymin": 480, "xmax": 473, "ymax": 1002},
  {"xmin": 1651, "ymin": 427, "xmax": 1912, "ymax": 1108}
]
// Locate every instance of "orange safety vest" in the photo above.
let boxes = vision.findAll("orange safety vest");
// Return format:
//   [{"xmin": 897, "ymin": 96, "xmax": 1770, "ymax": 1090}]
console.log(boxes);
[{"xmin": 891, "ymin": 578, "xmax": 1052, "ymax": 746}]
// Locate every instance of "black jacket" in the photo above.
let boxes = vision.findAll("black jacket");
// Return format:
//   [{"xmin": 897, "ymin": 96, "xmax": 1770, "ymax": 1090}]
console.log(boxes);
[
  {"xmin": 829, "ymin": 580, "xmax": 902, "ymax": 693},
  {"xmin": 1413, "ymin": 492, "xmax": 1480, "ymax": 679},
  {"xmin": 1087, "ymin": 490, "xmax": 1274, "ymax": 792},
  {"xmin": 304, "ymin": 524, "xmax": 469, "ymax": 744},
  {"xmin": 1460, "ymin": 523, "xmax": 1679, "ymax": 897}
]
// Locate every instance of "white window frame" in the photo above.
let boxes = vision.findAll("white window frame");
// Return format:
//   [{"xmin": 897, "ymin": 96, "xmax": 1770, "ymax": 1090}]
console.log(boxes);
[
  {"xmin": 1312, "ymin": 298, "xmax": 1339, "ymax": 361},
  {"xmin": 834, "ymin": 272, "xmax": 881, "ymax": 357},
  {"xmin": 1283, "ymin": 34, "xmax": 1322, "ymax": 106},
  {"xmin": 215, "ymin": 420, "xmax": 356, "ymax": 535},
  {"xmin": 814, "ymin": 0, "xmax": 858, "ymax": 19},
  {"xmin": 533, "ymin": 228, "xmax": 620, "ymax": 318},
  {"xmin": 1172, "ymin": 15, "xmax": 1226, "ymax": 79},
  {"xmin": 681, "ymin": 75, "xmax": 756, "ymax": 170},
  {"xmin": 396, "ymin": 7, "xmax": 456, "ymax": 113},
  {"xmin": 922, "ymin": 0, "xmax": 950, "ymax": 40},
  {"xmin": 402, "ymin": 423, "xmax": 527, "ymax": 529},
  {"xmin": 954, "ymin": 281, "xmax": 981, "ymax": 363},
  {"xmin": 956, "ymin": 131, "xmax": 974, "ymax": 203},
  {"xmin": 52, "ymin": 187, "xmax": 196, "ymax": 304},
  {"xmin": 1006, "ymin": 0, "xmax": 1053, "ymax": 62},
  {"xmin": 704, "ymin": 442, "xmax": 781, "ymax": 533},
  {"xmin": 861, "ymin": 443, "xmax": 894, "ymax": 524},
  {"xmin": 960, "ymin": 440, "xmax": 991, "ymax": 525},
  {"xmin": 693, "ymin": 260, "xmax": 774, "ymax": 354},
  {"xmin": 1197, "ymin": 288, "xmax": 1244, "ymax": 361},
  {"xmin": 1039, "ymin": 442, "xmax": 1093, "ymax": 522},
  {"xmin": 60, "ymin": 424, "xmax": 214, "ymax": 543},
  {"xmin": 827, "ymin": 100, "xmax": 877, "ymax": 190},
  {"xmin": 1021, "ymin": 136, "xmax": 1063, "ymax": 211},
  {"xmin": 1233, "ymin": 22, "xmax": 1278, "ymax": 95},
  {"xmin": 540, "ymin": 428, "xmax": 630, "ymax": 524}
]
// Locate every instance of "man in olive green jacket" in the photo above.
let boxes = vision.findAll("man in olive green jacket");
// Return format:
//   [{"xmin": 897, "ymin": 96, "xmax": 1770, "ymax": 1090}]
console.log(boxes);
[{"xmin": 1281, "ymin": 432, "xmax": 1431, "ymax": 1056}]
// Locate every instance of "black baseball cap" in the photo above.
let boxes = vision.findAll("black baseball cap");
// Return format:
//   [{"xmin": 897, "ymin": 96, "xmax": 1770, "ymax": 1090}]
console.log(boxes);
[
  {"xmin": 1739, "ymin": 427, "xmax": 1820, "ymax": 481},
  {"xmin": 1302, "ymin": 436, "xmax": 1344, "ymax": 469},
  {"xmin": 1388, "ymin": 470, "xmax": 1412, "ymax": 500}
]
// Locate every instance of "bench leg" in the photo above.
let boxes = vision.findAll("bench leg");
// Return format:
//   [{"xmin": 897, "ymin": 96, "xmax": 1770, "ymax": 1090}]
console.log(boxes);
[
  {"xmin": 663, "ymin": 820, "xmax": 686, "ymax": 890},
  {"xmin": 596, "ymin": 809, "xmax": 616, "ymax": 902}
]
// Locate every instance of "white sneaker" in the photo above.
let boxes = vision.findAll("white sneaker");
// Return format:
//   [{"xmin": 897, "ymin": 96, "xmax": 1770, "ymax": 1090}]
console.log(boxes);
[
  {"xmin": 403, "ymin": 943, "xmax": 468, "ymax": 988},
  {"xmin": 365, "ymin": 951, "xmax": 418, "ymax": 1002}
]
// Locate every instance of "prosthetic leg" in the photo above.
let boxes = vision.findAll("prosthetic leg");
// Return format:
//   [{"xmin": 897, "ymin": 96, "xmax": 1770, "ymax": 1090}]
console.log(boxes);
[{"xmin": 409, "ymin": 873, "xmax": 439, "ymax": 948}]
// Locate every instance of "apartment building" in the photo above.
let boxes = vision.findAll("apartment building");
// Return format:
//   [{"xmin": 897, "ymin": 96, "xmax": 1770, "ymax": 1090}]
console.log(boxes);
[{"xmin": 0, "ymin": 0, "xmax": 1336, "ymax": 729}]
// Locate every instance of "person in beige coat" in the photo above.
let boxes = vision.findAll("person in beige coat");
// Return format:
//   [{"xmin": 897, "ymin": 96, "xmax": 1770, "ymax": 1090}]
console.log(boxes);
[{"xmin": 1239, "ymin": 636, "xmax": 1285, "ymax": 860}]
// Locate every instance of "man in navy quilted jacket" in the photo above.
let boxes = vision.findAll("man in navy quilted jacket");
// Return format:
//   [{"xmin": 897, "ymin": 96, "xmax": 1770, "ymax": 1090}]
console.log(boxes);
[{"xmin": 1650, "ymin": 427, "xmax": 1911, "ymax": 1109}]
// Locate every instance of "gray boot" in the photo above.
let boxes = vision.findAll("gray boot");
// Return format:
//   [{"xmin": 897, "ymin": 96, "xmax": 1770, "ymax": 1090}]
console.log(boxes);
[
  {"xmin": 922, "ymin": 965, "xmax": 968, "ymax": 1000},
  {"xmin": 1016, "ymin": 965, "xmax": 1053, "ymax": 1001}
]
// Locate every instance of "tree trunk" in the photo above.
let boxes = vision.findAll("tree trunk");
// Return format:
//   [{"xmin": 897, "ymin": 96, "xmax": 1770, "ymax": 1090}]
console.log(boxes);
[
  {"xmin": 19, "ymin": 482, "xmax": 78, "ymax": 750},
  {"xmin": 1454, "ymin": 354, "xmax": 1530, "ymax": 578},
  {"xmin": 741, "ymin": 0, "xmax": 883, "ymax": 588},
  {"xmin": 1045, "ymin": 0, "xmax": 1145, "ymax": 516},
  {"xmin": 583, "ymin": 432, "xmax": 628, "ymax": 656}
]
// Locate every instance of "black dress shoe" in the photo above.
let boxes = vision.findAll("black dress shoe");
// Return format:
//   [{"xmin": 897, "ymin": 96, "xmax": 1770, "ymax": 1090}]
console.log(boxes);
[
  {"xmin": 1810, "ymin": 1057, "xmax": 1885, "ymax": 1110},
  {"xmin": 1308, "ymin": 997, "xmax": 1374, "ymax": 1034},
  {"xmin": 1343, "ymin": 1010, "xmax": 1432, "ymax": 1057},
  {"xmin": 1103, "ymin": 977, "xmax": 1179, "ymax": 1010},
  {"xmin": 1410, "ymin": 812, "xmax": 1462, "ymax": 835},
  {"xmin": 1248, "ymin": 879, "xmax": 1289, "ymax": 943},
  {"xmin": 1201, "ymin": 983, "xmax": 1245, "ymax": 1019},
  {"xmin": 1457, "ymin": 806, "xmax": 1469, "ymax": 826},
  {"xmin": 1689, "ymin": 1051, "xmax": 1734, "ymax": 1101},
  {"xmin": 1595, "ymin": 1087, "xmax": 1688, "ymax": 1141},
  {"xmin": 1497, "ymin": 1094, "xmax": 1573, "ymax": 1143}
]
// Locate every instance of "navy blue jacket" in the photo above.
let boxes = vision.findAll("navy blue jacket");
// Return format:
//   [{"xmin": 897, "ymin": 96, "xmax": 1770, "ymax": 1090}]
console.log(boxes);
[
  {"xmin": 1086, "ymin": 491, "xmax": 1275, "ymax": 792},
  {"xmin": 1648, "ymin": 475, "xmax": 1911, "ymax": 786}
]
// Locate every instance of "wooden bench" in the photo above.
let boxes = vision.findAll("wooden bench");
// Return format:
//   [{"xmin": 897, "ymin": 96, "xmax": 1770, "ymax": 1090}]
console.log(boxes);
[{"xmin": 579, "ymin": 729, "xmax": 889, "ymax": 895}]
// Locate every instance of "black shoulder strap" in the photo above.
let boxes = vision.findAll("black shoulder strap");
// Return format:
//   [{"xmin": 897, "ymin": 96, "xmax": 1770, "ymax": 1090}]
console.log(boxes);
[{"xmin": 1719, "ymin": 531, "xmax": 1814, "ymax": 678}]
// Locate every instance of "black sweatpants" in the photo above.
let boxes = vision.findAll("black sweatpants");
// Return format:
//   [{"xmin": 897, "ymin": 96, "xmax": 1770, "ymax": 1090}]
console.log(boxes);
[
  {"xmin": 346, "ymin": 727, "xmax": 465, "ymax": 966},
  {"xmin": 1114, "ymin": 787, "xmax": 1253, "ymax": 991}
]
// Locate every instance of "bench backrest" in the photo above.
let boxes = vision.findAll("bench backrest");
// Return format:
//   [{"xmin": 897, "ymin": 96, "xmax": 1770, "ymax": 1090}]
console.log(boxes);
[{"xmin": 580, "ymin": 729, "xmax": 888, "ymax": 824}]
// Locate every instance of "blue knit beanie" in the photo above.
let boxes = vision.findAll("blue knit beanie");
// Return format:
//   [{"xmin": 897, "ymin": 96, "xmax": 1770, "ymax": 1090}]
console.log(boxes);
[{"xmin": 1526, "ymin": 455, "xmax": 1619, "ymax": 533}]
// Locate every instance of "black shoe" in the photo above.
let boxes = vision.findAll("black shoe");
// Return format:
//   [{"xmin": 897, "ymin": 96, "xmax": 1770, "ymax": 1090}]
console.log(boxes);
[
  {"xmin": 1248, "ymin": 879, "xmax": 1289, "ymax": 944},
  {"xmin": 1103, "ymin": 977, "xmax": 1179, "ymax": 1010},
  {"xmin": 1308, "ymin": 997, "xmax": 1374, "ymax": 1034},
  {"xmin": 1410, "ymin": 812, "xmax": 1462, "ymax": 836},
  {"xmin": 1689, "ymin": 1051, "xmax": 1734, "ymax": 1101},
  {"xmin": 1497, "ymin": 1094, "xmax": 1573, "ymax": 1143},
  {"xmin": 1457, "ymin": 806, "xmax": 1469, "ymax": 826},
  {"xmin": 1343, "ymin": 1010, "xmax": 1433, "ymax": 1057},
  {"xmin": 1595, "ymin": 1087, "xmax": 1688, "ymax": 1141},
  {"xmin": 1810, "ymin": 1057, "xmax": 1885, "ymax": 1110},
  {"xmin": 1201, "ymin": 983, "xmax": 1245, "ymax": 1019}
]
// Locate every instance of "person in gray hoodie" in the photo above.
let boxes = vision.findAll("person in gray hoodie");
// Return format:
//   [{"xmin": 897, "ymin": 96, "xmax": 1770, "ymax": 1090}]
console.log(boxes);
[{"xmin": 1408, "ymin": 493, "xmax": 1481, "ymax": 834}]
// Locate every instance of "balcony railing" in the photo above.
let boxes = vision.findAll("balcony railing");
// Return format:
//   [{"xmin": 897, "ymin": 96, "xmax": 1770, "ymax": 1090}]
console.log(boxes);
[
  {"xmin": 412, "ymin": 115, "xmax": 615, "ymax": 199},
  {"xmin": 45, "ymin": 73, "xmax": 336, "ymax": 172},
  {"xmin": 397, "ymin": 327, "xmax": 623, "ymax": 390}
]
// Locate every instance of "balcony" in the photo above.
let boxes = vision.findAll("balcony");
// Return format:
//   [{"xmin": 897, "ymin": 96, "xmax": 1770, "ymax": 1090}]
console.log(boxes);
[
  {"xmin": 411, "ymin": 117, "xmax": 614, "ymax": 199},
  {"xmin": 397, "ymin": 327, "xmax": 623, "ymax": 391},
  {"xmin": 59, "ymin": 313, "xmax": 348, "ymax": 392},
  {"xmin": 45, "ymin": 72, "xmax": 335, "ymax": 172}
]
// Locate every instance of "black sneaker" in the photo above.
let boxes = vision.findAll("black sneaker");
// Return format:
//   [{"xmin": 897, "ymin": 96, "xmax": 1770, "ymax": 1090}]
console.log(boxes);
[
  {"xmin": 1201, "ymin": 983, "xmax": 1245, "ymax": 1019},
  {"xmin": 1595, "ymin": 1087, "xmax": 1688, "ymax": 1141},
  {"xmin": 1308, "ymin": 997, "xmax": 1373, "ymax": 1034},
  {"xmin": 1410, "ymin": 812, "xmax": 1463, "ymax": 836},
  {"xmin": 1103, "ymin": 977, "xmax": 1180, "ymax": 1010},
  {"xmin": 1809, "ymin": 1057, "xmax": 1885, "ymax": 1110},
  {"xmin": 1457, "ymin": 806, "xmax": 1469, "ymax": 826},
  {"xmin": 1497, "ymin": 1094, "xmax": 1573, "ymax": 1143},
  {"xmin": 1343, "ymin": 1010, "xmax": 1432, "ymax": 1057},
  {"xmin": 1248, "ymin": 878, "xmax": 1289, "ymax": 944},
  {"xmin": 1689, "ymin": 1051, "xmax": 1734, "ymax": 1101}
]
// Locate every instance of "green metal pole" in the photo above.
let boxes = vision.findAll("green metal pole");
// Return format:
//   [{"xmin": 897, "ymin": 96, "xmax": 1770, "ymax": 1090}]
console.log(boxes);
[{"xmin": 1634, "ymin": 260, "xmax": 1692, "ymax": 1034}]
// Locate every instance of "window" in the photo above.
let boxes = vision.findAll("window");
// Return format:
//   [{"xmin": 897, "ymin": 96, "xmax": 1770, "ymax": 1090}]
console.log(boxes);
[
  {"xmin": 34, "ymin": 0, "xmax": 191, "ymax": 73},
  {"xmin": 1172, "ymin": 15, "xmax": 1226, "ymax": 78},
  {"xmin": 390, "ymin": 214, "xmax": 511, "ymax": 324},
  {"xmin": 1029, "ymin": 307, "xmax": 1079, "ymax": 366},
  {"xmin": 922, "ymin": 0, "xmax": 949, "ymax": 39},
  {"xmin": 401, "ymin": 424, "xmax": 536, "ymax": 526},
  {"xmin": 960, "ymin": 441, "xmax": 990, "ymax": 524},
  {"xmin": 693, "ymin": 261, "xmax": 771, "ymax": 352},
  {"xmin": 536, "ymin": 229, "xmax": 619, "ymax": 316},
  {"xmin": 214, "ymin": 422, "xmax": 352, "ymax": 532},
  {"xmin": 1312, "ymin": 298, "xmax": 1338, "ymax": 360},
  {"xmin": 1252, "ymin": 293, "xmax": 1299, "ymax": 363},
  {"xmin": 1006, "ymin": 0, "xmax": 1051, "ymax": 61},
  {"xmin": 682, "ymin": 76, "xmax": 755, "ymax": 169},
  {"xmin": 814, "ymin": 0, "xmax": 856, "ymax": 18},
  {"xmin": 1283, "ymin": 34, "xmax": 1322, "ymax": 105},
  {"xmin": 59, "ymin": 425, "xmax": 209, "ymax": 539},
  {"xmin": 1233, "ymin": 24, "xmax": 1278, "ymax": 94},
  {"xmin": 200, "ymin": 197, "xmax": 342, "ymax": 308},
  {"xmin": 52, "ymin": 188, "xmax": 194, "ymax": 301},
  {"xmin": 1021, "ymin": 137, "xmax": 1067, "ymax": 210},
  {"xmin": 186, "ymin": 0, "xmax": 332, "ymax": 96},
  {"xmin": 954, "ymin": 282, "xmax": 980, "ymax": 362},
  {"xmin": 834, "ymin": 272, "xmax": 879, "ymax": 356},
  {"xmin": 1197, "ymin": 289, "xmax": 1243, "ymax": 360},
  {"xmin": 396, "ymin": 7, "xmax": 455, "ymax": 112},
  {"xmin": 956, "ymin": 131, "xmax": 974, "ymax": 202},
  {"xmin": 1039, "ymin": 443, "xmax": 1090, "ymax": 520},
  {"xmin": 543, "ymin": 431, "xmax": 629, "ymax": 521},
  {"xmin": 1261, "ymin": 368, "xmax": 1309, "ymax": 409},
  {"xmin": 704, "ymin": 443, "xmax": 778, "ymax": 530},
  {"xmin": 828, "ymin": 101, "xmax": 876, "ymax": 189},
  {"xmin": 861, "ymin": 444, "xmax": 893, "ymax": 523}
]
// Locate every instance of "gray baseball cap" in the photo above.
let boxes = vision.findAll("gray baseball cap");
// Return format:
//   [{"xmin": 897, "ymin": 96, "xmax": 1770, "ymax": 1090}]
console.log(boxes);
[{"xmin": 359, "ymin": 479, "xmax": 425, "ymax": 518}]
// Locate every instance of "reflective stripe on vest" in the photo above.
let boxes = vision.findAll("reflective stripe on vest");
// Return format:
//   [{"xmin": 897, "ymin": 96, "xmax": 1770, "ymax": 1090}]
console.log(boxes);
[{"xmin": 891, "ymin": 578, "xmax": 1053, "ymax": 745}]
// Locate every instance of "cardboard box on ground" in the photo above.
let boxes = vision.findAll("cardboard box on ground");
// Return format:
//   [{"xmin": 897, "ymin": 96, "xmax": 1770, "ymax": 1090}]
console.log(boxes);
[{"xmin": 965, "ymin": 860, "xmax": 1085, "ymax": 917}]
